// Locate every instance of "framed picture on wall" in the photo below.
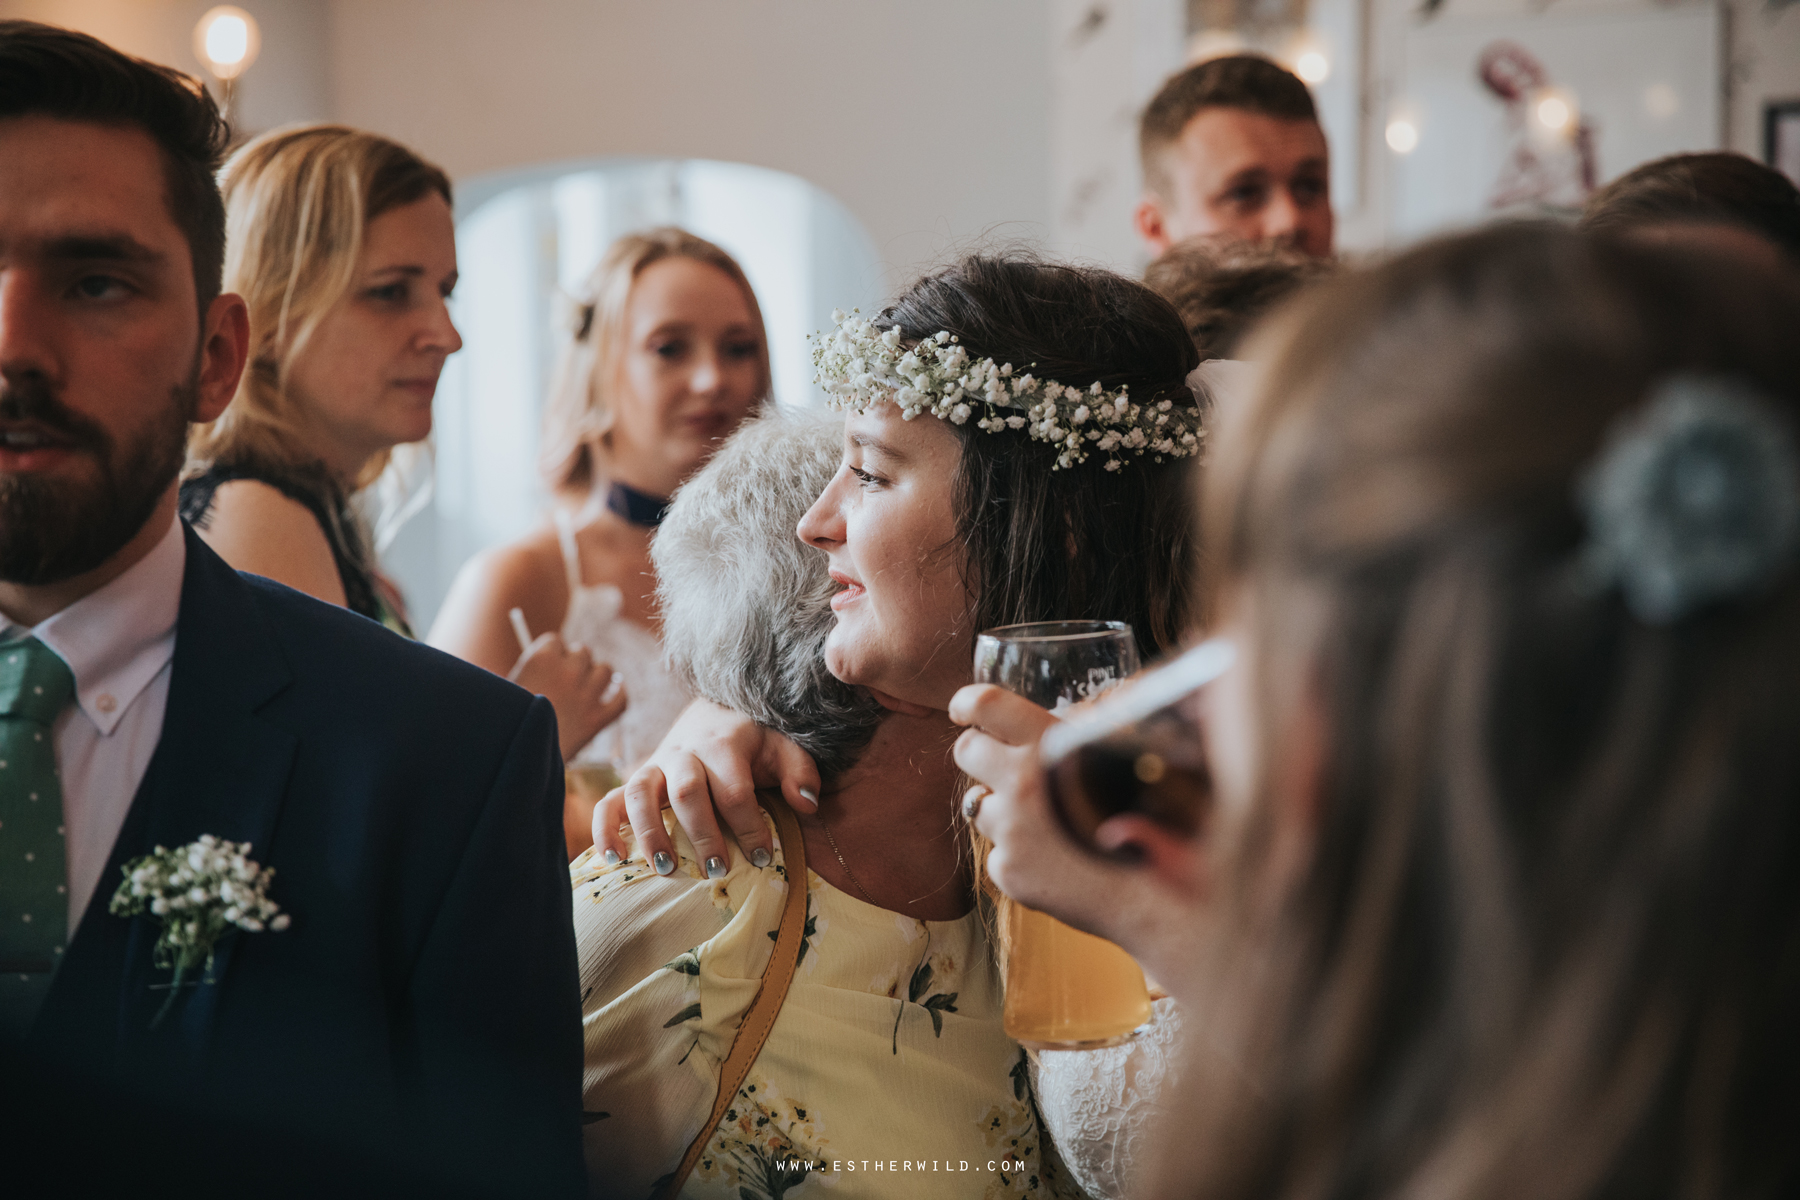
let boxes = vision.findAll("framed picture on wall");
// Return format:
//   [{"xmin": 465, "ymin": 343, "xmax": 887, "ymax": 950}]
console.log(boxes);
[
  {"xmin": 1379, "ymin": 2, "xmax": 1722, "ymax": 243},
  {"xmin": 1767, "ymin": 100, "xmax": 1800, "ymax": 189}
]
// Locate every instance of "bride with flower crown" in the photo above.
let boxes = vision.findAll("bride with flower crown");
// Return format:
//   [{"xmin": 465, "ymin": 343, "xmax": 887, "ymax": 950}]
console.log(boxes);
[{"xmin": 579, "ymin": 253, "xmax": 1204, "ymax": 1199}]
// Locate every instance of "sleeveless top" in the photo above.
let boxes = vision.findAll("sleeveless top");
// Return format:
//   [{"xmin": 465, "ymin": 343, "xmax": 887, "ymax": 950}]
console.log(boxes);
[
  {"xmin": 180, "ymin": 458, "xmax": 414, "ymax": 637},
  {"xmin": 553, "ymin": 509, "xmax": 690, "ymax": 778}
]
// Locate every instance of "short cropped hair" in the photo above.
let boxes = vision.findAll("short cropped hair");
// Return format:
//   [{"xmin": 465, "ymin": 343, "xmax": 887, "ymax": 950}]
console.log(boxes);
[
  {"xmin": 0, "ymin": 20, "xmax": 230, "ymax": 312},
  {"xmin": 1144, "ymin": 237, "xmax": 1333, "ymax": 359},
  {"xmin": 1582, "ymin": 151, "xmax": 1800, "ymax": 260},
  {"xmin": 1140, "ymin": 55, "xmax": 1318, "ymax": 198},
  {"xmin": 655, "ymin": 410, "xmax": 883, "ymax": 785}
]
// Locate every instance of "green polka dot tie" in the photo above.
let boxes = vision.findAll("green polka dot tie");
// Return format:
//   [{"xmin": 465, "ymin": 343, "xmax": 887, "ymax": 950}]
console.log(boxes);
[{"xmin": 0, "ymin": 636, "xmax": 76, "ymax": 1038}]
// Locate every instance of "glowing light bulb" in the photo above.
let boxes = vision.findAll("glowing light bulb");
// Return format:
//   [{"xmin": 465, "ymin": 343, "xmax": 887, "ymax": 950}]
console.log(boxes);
[
  {"xmin": 1385, "ymin": 119, "xmax": 1420, "ymax": 154},
  {"xmin": 1535, "ymin": 96, "xmax": 1571, "ymax": 132},
  {"xmin": 205, "ymin": 15, "xmax": 248, "ymax": 66},
  {"xmin": 193, "ymin": 6, "xmax": 261, "ymax": 82},
  {"xmin": 1296, "ymin": 51, "xmax": 1330, "ymax": 84}
]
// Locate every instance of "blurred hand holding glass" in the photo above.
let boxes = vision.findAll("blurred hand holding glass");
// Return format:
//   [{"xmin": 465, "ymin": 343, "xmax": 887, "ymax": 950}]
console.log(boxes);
[
  {"xmin": 971, "ymin": 621, "xmax": 1152, "ymax": 1050},
  {"xmin": 1039, "ymin": 638, "xmax": 1233, "ymax": 850}
]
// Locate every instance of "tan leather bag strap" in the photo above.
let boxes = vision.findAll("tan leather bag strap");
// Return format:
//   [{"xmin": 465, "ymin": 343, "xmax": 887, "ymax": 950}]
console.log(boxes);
[{"xmin": 657, "ymin": 796, "xmax": 808, "ymax": 1200}]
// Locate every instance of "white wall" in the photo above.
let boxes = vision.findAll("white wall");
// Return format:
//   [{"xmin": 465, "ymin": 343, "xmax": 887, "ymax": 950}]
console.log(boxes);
[
  {"xmin": 1358, "ymin": 0, "xmax": 1800, "ymax": 248},
  {"xmin": 23, "ymin": 0, "xmax": 1794, "ymax": 278},
  {"xmin": 1049, "ymin": 0, "xmax": 1187, "ymax": 272},
  {"xmin": 1725, "ymin": 0, "xmax": 1800, "ymax": 163},
  {"xmin": 1, "ymin": 0, "xmax": 330, "ymax": 134},
  {"xmin": 8, "ymin": 0, "xmax": 1054, "ymax": 285},
  {"xmin": 324, "ymin": 0, "xmax": 1053, "ymax": 289}
]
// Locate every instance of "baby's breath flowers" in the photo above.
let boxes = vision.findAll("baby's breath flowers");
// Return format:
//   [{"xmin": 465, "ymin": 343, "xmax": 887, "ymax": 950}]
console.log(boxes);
[
  {"xmin": 809, "ymin": 309, "xmax": 1203, "ymax": 470},
  {"xmin": 110, "ymin": 835, "xmax": 289, "ymax": 1026}
]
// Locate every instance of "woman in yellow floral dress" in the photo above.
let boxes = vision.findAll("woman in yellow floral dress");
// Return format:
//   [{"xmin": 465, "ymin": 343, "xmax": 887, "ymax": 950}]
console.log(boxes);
[
  {"xmin": 576, "ymin": 257, "xmax": 1204, "ymax": 1199},
  {"xmin": 573, "ymin": 410, "xmax": 1075, "ymax": 1199}
]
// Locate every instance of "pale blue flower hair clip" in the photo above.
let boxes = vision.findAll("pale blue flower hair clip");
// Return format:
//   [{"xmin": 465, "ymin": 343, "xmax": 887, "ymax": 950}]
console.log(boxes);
[{"xmin": 1578, "ymin": 374, "xmax": 1800, "ymax": 624}]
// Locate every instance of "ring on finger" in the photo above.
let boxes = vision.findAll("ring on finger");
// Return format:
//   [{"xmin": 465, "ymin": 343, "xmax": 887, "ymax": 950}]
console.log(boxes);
[{"xmin": 961, "ymin": 785, "xmax": 991, "ymax": 822}]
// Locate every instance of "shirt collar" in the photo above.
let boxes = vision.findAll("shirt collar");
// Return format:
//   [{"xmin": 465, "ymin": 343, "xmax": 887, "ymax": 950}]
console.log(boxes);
[{"xmin": 1, "ymin": 515, "xmax": 186, "ymax": 735}]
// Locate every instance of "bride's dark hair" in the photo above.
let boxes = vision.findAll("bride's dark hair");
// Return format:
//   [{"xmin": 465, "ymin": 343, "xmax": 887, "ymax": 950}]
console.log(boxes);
[{"xmin": 875, "ymin": 254, "xmax": 1203, "ymax": 657}]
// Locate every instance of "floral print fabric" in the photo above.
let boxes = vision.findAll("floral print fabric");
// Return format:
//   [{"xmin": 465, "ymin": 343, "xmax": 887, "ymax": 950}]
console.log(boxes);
[{"xmin": 572, "ymin": 810, "xmax": 1084, "ymax": 1200}]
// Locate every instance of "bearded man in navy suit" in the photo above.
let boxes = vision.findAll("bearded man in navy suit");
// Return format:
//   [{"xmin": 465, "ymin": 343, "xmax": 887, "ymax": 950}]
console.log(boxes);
[{"xmin": 0, "ymin": 23, "xmax": 582, "ymax": 1195}]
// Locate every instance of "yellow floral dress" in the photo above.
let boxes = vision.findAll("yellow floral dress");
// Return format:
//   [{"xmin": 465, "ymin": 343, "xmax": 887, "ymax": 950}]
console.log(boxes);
[{"xmin": 572, "ymin": 810, "xmax": 1084, "ymax": 1200}]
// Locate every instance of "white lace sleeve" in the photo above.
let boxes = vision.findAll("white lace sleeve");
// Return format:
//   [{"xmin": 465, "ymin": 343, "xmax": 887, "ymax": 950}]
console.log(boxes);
[{"xmin": 1030, "ymin": 995, "xmax": 1184, "ymax": 1200}]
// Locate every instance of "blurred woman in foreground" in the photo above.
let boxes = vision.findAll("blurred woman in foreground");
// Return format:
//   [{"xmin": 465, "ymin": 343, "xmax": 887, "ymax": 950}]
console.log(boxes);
[{"xmin": 955, "ymin": 224, "xmax": 1800, "ymax": 1197}]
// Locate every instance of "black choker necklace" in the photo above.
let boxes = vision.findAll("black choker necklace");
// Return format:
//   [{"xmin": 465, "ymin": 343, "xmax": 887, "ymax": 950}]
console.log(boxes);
[{"xmin": 606, "ymin": 481, "xmax": 672, "ymax": 528}]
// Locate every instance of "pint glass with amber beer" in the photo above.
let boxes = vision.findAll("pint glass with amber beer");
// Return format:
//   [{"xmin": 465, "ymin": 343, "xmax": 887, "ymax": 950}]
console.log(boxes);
[{"xmin": 972, "ymin": 621, "xmax": 1153, "ymax": 1050}]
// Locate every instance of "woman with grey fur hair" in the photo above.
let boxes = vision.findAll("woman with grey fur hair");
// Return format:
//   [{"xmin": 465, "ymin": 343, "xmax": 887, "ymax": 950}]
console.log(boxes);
[
  {"xmin": 570, "ymin": 409, "xmax": 1077, "ymax": 1198},
  {"xmin": 653, "ymin": 410, "xmax": 882, "ymax": 785}
]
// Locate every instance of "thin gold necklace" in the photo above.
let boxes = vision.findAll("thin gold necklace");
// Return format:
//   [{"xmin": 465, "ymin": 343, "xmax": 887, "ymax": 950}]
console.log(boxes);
[{"xmin": 818, "ymin": 811, "xmax": 877, "ymax": 906}]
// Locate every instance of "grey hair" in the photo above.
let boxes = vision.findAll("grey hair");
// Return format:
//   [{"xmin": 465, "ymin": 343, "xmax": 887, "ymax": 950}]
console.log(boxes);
[{"xmin": 654, "ymin": 409, "xmax": 884, "ymax": 783}]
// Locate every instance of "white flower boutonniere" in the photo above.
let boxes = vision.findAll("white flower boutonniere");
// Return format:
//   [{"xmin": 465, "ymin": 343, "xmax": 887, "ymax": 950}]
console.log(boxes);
[{"xmin": 109, "ymin": 834, "xmax": 290, "ymax": 1026}]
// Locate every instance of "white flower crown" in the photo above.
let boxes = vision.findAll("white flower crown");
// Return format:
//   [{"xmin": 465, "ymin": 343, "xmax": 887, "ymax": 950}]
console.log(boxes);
[{"xmin": 810, "ymin": 310, "xmax": 1203, "ymax": 471}]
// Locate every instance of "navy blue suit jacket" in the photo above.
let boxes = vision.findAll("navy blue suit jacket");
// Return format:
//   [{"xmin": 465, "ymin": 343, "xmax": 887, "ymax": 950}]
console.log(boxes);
[{"xmin": 31, "ymin": 527, "xmax": 584, "ymax": 1195}]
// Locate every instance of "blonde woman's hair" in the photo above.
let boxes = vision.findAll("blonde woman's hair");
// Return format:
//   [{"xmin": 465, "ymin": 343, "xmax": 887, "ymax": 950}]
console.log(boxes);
[
  {"xmin": 185, "ymin": 123, "xmax": 452, "ymax": 490},
  {"xmin": 539, "ymin": 227, "xmax": 772, "ymax": 494}
]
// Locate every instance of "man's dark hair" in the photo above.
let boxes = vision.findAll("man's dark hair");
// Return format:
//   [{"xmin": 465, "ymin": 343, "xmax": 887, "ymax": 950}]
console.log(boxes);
[
  {"xmin": 1145, "ymin": 237, "xmax": 1334, "ymax": 359},
  {"xmin": 0, "ymin": 20, "xmax": 231, "ymax": 312},
  {"xmin": 1140, "ymin": 55, "xmax": 1318, "ymax": 198},
  {"xmin": 1581, "ymin": 151, "xmax": 1800, "ymax": 261}
]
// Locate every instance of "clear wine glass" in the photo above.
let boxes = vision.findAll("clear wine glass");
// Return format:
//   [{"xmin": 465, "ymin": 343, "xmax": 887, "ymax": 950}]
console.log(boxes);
[
  {"xmin": 971, "ymin": 620, "xmax": 1151, "ymax": 1050},
  {"xmin": 971, "ymin": 620, "xmax": 1140, "ymax": 713}
]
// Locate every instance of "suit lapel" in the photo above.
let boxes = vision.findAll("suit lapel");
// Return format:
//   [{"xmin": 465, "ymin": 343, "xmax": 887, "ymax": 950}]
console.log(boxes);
[{"xmin": 55, "ymin": 526, "xmax": 297, "ymax": 1064}]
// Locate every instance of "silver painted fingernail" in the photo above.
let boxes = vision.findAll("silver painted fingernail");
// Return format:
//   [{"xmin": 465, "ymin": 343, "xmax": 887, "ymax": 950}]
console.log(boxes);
[
  {"xmin": 750, "ymin": 848, "xmax": 772, "ymax": 869},
  {"xmin": 705, "ymin": 856, "xmax": 727, "ymax": 879},
  {"xmin": 653, "ymin": 851, "xmax": 674, "ymax": 876},
  {"xmin": 798, "ymin": 787, "xmax": 819, "ymax": 806},
  {"xmin": 602, "ymin": 849, "xmax": 621, "ymax": 867}
]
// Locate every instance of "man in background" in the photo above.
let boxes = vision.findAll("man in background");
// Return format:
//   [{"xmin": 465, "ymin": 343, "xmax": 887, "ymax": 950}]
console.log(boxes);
[
  {"xmin": 1135, "ymin": 54, "xmax": 1334, "ymax": 259},
  {"xmin": 0, "ymin": 21, "xmax": 581, "ymax": 1194}
]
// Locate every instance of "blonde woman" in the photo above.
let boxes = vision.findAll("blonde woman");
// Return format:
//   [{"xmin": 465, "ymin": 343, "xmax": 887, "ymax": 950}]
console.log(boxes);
[
  {"xmin": 181, "ymin": 124, "xmax": 456, "ymax": 633},
  {"xmin": 429, "ymin": 228, "xmax": 770, "ymax": 852},
  {"xmin": 183, "ymin": 124, "xmax": 619, "ymax": 767}
]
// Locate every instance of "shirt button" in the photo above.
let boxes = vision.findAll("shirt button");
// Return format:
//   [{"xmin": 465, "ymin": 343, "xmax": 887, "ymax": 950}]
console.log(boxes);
[{"xmin": 96, "ymin": 693, "xmax": 117, "ymax": 714}]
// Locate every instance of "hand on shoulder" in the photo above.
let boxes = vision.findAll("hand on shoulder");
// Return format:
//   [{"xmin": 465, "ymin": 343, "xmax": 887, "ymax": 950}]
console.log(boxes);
[{"xmin": 592, "ymin": 698, "xmax": 820, "ymax": 876}]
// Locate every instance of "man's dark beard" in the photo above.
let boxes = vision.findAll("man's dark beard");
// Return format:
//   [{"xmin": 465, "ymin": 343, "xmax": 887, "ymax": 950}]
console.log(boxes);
[{"xmin": 0, "ymin": 373, "xmax": 193, "ymax": 586}]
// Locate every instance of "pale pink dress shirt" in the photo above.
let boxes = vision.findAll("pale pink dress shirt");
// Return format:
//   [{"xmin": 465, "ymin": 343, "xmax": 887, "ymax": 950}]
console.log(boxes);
[{"xmin": 0, "ymin": 515, "xmax": 184, "ymax": 931}]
